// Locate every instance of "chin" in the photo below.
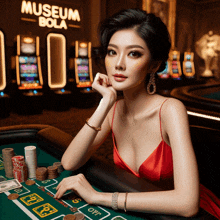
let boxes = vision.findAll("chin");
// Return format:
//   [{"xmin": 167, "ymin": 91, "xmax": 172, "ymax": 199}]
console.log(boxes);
[
  {"xmin": 112, "ymin": 84, "xmax": 124, "ymax": 91},
  {"xmin": 111, "ymin": 81, "xmax": 128, "ymax": 91},
  {"xmin": 112, "ymin": 81, "xmax": 144, "ymax": 92}
]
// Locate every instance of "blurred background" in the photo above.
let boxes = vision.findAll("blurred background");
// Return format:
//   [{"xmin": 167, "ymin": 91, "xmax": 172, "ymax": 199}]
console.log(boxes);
[{"xmin": 0, "ymin": 0, "xmax": 220, "ymax": 161}]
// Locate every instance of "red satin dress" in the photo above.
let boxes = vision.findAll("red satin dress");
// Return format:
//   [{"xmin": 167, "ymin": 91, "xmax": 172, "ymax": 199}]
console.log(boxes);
[{"xmin": 112, "ymin": 100, "xmax": 220, "ymax": 219}]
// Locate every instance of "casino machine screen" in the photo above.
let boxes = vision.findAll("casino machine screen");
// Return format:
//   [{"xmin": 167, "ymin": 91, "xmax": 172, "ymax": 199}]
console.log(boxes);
[
  {"xmin": 157, "ymin": 61, "xmax": 170, "ymax": 79},
  {"xmin": 75, "ymin": 58, "xmax": 92, "ymax": 87},
  {"xmin": 74, "ymin": 41, "xmax": 93, "ymax": 88},
  {"xmin": 183, "ymin": 52, "xmax": 195, "ymax": 78},
  {"xmin": 18, "ymin": 56, "xmax": 42, "ymax": 90},
  {"xmin": 170, "ymin": 51, "xmax": 182, "ymax": 80}
]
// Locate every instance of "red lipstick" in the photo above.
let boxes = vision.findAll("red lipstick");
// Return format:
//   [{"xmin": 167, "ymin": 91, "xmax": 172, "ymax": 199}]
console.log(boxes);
[{"xmin": 113, "ymin": 74, "xmax": 127, "ymax": 82}]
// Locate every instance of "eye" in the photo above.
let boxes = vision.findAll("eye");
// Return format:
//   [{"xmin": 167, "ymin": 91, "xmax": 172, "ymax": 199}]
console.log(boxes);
[
  {"xmin": 107, "ymin": 49, "xmax": 116, "ymax": 56},
  {"xmin": 128, "ymin": 51, "xmax": 143, "ymax": 58}
]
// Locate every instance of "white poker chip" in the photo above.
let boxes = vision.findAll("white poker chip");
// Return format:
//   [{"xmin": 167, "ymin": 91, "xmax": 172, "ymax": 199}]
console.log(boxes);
[{"xmin": 24, "ymin": 146, "xmax": 37, "ymax": 178}]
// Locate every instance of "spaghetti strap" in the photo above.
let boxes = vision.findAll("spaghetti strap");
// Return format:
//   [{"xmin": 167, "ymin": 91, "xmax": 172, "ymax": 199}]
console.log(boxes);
[
  {"xmin": 159, "ymin": 99, "xmax": 168, "ymax": 141},
  {"xmin": 111, "ymin": 101, "xmax": 119, "ymax": 130}
]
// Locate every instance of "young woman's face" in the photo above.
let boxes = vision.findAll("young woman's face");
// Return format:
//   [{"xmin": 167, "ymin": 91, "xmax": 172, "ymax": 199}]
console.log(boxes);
[{"xmin": 105, "ymin": 28, "xmax": 153, "ymax": 91}]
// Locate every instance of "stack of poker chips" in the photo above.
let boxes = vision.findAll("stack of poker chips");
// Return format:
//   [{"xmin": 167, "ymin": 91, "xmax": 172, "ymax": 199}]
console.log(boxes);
[
  {"xmin": 2, "ymin": 148, "xmax": 15, "ymax": 178},
  {"xmin": 25, "ymin": 146, "xmax": 37, "ymax": 179},
  {"xmin": 36, "ymin": 167, "xmax": 48, "ymax": 181},
  {"xmin": 53, "ymin": 162, "xmax": 64, "ymax": 173},
  {"xmin": 12, "ymin": 156, "xmax": 28, "ymax": 182},
  {"xmin": 47, "ymin": 166, "xmax": 59, "ymax": 179}
]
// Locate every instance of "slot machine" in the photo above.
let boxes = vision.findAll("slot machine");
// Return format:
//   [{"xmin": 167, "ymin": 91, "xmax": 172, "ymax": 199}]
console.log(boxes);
[
  {"xmin": 16, "ymin": 35, "xmax": 43, "ymax": 95},
  {"xmin": 157, "ymin": 60, "xmax": 173, "ymax": 96},
  {"xmin": 0, "ymin": 30, "xmax": 10, "ymax": 117},
  {"xmin": 182, "ymin": 51, "xmax": 195, "ymax": 78},
  {"xmin": 157, "ymin": 61, "xmax": 171, "ymax": 79},
  {"xmin": 71, "ymin": 40, "xmax": 96, "ymax": 107},
  {"xmin": 74, "ymin": 41, "xmax": 93, "ymax": 92},
  {"xmin": 15, "ymin": 35, "xmax": 44, "ymax": 114},
  {"xmin": 170, "ymin": 50, "xmax": 182, "ymax": 80}
]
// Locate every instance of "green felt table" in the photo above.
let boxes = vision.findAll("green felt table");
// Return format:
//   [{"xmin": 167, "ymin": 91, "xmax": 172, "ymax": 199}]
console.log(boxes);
[
  {"xmin": 0, "ymin": 125, "xmax": 216, "ymax": 220},
  {"xmin": 202, "ymin": 91, "xmax": 220, "ymax": 100},
  {"xmin": 0, "ymin": 142, "xmax": 144, "ymax": 220}
]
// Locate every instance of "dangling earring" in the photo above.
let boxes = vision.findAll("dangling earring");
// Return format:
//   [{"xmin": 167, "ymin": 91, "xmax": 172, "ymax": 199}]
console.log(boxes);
[{"xmin": 147, "ymin": 73, "xmax": 156, "ymax": 95}]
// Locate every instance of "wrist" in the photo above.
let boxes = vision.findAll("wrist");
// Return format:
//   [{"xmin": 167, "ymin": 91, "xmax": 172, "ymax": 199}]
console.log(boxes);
[
  {"xmin": 101, "ymin": 96, "xmax": 116, "ymax": 109},
  {"xmin": 93, "ymin": 192, "xmax": 112, "ymax": 207}
]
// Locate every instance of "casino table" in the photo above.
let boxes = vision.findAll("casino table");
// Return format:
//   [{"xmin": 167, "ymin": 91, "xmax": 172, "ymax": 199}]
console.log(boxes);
[
  {"xmin": 170, "ymin": 81, "xmax": 220, "ymax": 130},
  {"xmin": 0, "ymin": 125, "xmax": 216, "ymax": 220}
]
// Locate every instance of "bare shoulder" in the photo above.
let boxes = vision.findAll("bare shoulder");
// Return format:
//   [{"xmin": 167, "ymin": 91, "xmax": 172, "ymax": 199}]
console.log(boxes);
[
  {"xmin": 160, "ymin": 97, "xmax": 189, "ymax": 130},
  {"xmin": 162, "ymin": 97, "xmax": 187, "ymax": 117},
  {"xmin": 160, "ymin": 98, "xmax": 191, "ymax": 147}
]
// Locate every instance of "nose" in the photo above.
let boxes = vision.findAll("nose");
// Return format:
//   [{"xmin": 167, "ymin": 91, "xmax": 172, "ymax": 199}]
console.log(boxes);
[{"xmin": 115, "ymin": 55, "xmax": 126, "ymax": 71}]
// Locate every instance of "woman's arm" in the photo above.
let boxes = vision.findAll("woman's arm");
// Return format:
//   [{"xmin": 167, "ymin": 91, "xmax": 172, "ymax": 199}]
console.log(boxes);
[
  {"xmin": 58, "ymin": 98, "xmax": 200, "ymax": 217},
  {"xmin": 94, "ymin": 98, "xmax": 200, "ymax": 217},
  {"xmin": 61, "ymin": 73, "xmax": 117, "ymax": 171}
]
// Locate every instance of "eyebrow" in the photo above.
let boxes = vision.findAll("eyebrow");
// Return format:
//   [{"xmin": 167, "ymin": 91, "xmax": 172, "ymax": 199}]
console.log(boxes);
[{"xmin": 108, "ymin": 44, "xmax": 145, "ymax": 50}]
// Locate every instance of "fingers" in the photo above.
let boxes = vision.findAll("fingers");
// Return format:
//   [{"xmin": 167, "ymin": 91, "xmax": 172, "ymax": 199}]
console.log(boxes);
[
  {"xmin": 93, "ymin": 73, "xmax": 110, "ymax": 87},
  {"xmin": 54, "ymin": 185, "xmax": 67, "ymax": 199},
  {"xmin": 54, "ymin": 174, "xmax": 85, "ymax": 199},
  {"xmin": 92, "ymin": 73, "xmax": 116, "ymax": 100},
  {"xmin": 54, "ymin": 177, "xmax": 71, "ymax": 199}
]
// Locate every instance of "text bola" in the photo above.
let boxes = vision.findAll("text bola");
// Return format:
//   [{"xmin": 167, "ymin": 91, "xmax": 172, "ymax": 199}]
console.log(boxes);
[{"xmin": 21, "ymin": 1, "xmax": 81, "ymax": 29}]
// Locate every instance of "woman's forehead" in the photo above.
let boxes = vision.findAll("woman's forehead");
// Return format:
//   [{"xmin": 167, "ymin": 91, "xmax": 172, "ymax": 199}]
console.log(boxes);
[{"xmin": 109, "ymin": 29, "xmax": 148, "ymax": 49}]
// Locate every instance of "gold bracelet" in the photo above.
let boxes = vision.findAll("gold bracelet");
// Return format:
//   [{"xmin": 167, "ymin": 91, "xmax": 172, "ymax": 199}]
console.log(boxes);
[
  {"xmin": 124, "ymin": 192, "xmax": 128, "ymax": 212},
  {"xmin": 85, "ymin": 118, "xmax": 101, "ymax": 131}
]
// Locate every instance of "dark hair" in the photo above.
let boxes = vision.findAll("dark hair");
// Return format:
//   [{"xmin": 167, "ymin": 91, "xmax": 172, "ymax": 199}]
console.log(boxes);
[{"xmin": 99, "ymin": 8, "xmax": 171, "ymax": 72}]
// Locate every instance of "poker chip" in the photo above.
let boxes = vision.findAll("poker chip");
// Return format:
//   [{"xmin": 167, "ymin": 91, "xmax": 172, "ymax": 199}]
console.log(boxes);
[
  {"xmin": 63, "ymin": 214, "xmax": 76, "ymax": 220},
  {"xmin": 36, "ymin": 167, "xmax": 48, "ymax": 181},
  {"xmin": 25, "ymin": 146, "xmax": 37, "ymax": 179},
  {"xmin": 7, "ymin": 193, "xmax": 19, "ymax": 200},
  {"xmin": 12, "ymin": 156, "xmax": 28, "ymax": 183},
  {"xmin": 53, "ymin": 162, "xmax": 64, "ymax": 173},
  {"xmin": 69, "ymin": 207, "xmax": 78, "ymax": 213},
  {"xmin": 38, "ymin": 186, "xmax": 45, "ymax": 190},
  {"xmin": 74, "ymin": 213, "xmax": 85, "ymax": 220},
  {"xmin": 2, "ymin": 148, "xmax": 15, "ymax": 178},
  {"xmin": 47, "ymin": 166, "xmax": 59, "ymax": 179},
  {"xmin": 12, "ymin": 156, "xmax": 26, "ymax": 171},
  {"xmin": 25, "ymin": 179, "xmax": 36, "ymax": 186}
]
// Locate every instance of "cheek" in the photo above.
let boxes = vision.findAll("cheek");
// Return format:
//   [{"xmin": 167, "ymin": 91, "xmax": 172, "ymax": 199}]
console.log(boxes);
[
  {"xmin": 105, "ymin": 58, "xmax": 112, "ymax": 69},
  {"xmin": 132, "ymin": 60, "xmax": 149, "ymax": 71}
]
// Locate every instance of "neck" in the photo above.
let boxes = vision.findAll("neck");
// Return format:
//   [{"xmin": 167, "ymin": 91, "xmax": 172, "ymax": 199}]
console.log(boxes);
[{"xmin": 122, "ymin": 81, "xmax": 155, "ymax": 117}]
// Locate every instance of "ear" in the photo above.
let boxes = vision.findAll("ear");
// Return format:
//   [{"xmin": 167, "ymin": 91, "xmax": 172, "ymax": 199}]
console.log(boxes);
[{"xmin": 150, "ymin": 61, "xmax": 162, "ymax": 73}]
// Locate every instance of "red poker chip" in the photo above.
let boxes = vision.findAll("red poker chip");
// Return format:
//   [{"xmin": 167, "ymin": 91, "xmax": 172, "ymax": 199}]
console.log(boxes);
[
  {"xmin": 12, "ymin": 156, "xmax": 24, "ymax": 162},
  {"xmin": 13, "ymin": 167, "xmax": 28, "ymax": 182},
  {"xmin": 12, "ymin": 156, "xmax": 25, "ymax": 169},
  {"xmin": 12, "ymin": 162, "xmax": 25, "ymax": 169}
]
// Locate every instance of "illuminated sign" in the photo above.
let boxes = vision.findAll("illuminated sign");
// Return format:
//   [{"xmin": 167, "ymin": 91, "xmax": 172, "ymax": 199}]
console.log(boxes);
[{"xmin": 21, "ymin": 1, "xmax": 81, "ymax": 29}]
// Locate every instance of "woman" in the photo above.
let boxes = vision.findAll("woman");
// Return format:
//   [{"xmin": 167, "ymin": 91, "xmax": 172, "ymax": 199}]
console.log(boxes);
[{"xmin": 54, "ymin": 9, "xmax": 220, "ymax": 219}]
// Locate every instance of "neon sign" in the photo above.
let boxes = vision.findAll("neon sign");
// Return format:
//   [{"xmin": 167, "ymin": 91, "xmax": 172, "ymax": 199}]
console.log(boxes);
[{"xmin": 21, "ymin": 1, "xmax": 81, "ymax": 29}]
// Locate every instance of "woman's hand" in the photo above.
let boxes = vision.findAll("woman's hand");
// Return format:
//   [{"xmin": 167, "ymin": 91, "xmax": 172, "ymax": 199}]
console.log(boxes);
[
  {"xmin": 54, "ymin": 174, "xmax": 99, "ymax": 205},
  {"xmin": 92, "ymin": 73, "xmax": 117, "ymax": 106}
]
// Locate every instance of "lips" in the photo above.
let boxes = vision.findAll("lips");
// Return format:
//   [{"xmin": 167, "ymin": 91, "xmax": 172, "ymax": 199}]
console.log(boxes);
[{"xmin": 113, "ymin": 74, "xmax": 127, "ymax": 82}]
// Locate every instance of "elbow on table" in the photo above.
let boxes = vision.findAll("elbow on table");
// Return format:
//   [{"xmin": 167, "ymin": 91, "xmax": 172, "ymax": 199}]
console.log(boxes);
[
  {"xmin": 178, "ymin": 199, "xmax": 199, "ymax": 217},
  {"xmin": 61, "ymin": 159, "xmax": 75, "ymax": 171}
]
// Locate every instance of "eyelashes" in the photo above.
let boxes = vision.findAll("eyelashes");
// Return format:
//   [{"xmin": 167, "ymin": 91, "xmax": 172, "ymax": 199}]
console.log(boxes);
[
  {"xmin": 107, "ymin": 49, "xmax": 116, "ymax": 56},
  {"xmin": 106, "ymin": 49, "xmax": 143, "ymax": 58},
  {"xmin": 128, "ymin": 51, "xmax": 143, "ymax": 58}
]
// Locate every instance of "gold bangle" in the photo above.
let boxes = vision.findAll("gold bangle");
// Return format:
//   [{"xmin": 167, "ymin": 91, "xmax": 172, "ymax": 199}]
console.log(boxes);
[
  {"xmin": 124, "ymin": 192, "xmax": 128, "ymax": 212},
  {"xmin": 85, "ymin": 118, "xmax": 101, "ymax": 131}
]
